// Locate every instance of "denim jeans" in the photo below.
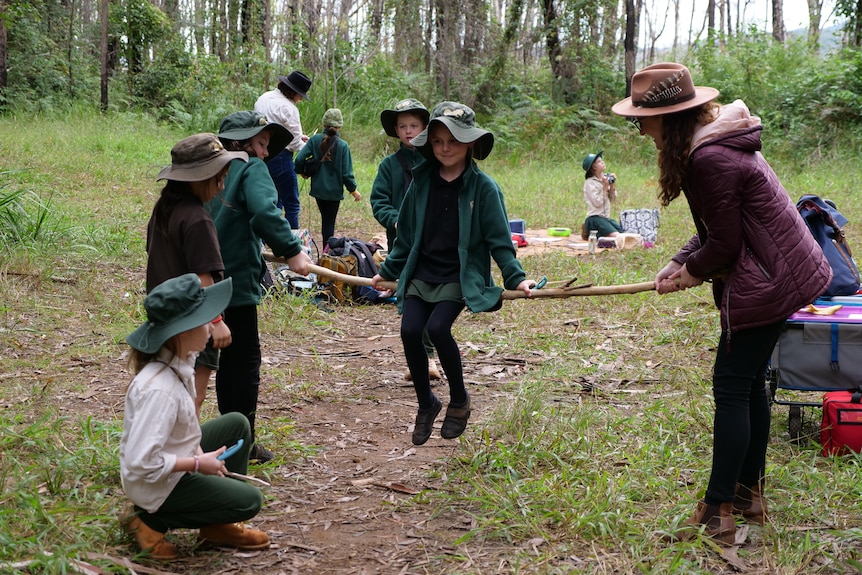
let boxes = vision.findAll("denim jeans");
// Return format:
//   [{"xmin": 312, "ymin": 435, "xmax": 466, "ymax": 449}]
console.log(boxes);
[{"xmin": 267, "ymin": 150, "xmax": 300, "ymax": 229}]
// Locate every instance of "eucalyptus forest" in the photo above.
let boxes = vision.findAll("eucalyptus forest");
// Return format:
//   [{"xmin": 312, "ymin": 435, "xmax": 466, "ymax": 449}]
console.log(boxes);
[{"xmin": 1, "ymin": 0, "xmax": 861, "ymax": 145}]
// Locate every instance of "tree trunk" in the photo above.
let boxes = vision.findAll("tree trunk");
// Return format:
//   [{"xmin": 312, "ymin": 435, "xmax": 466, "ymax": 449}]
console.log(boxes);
[
  {"xmin": 369, "ymin": 0, "xmax": 384, "ymax": 53},
  {"xmin": 541, "ymin": 0, "xmax": 562, "ymax": 82},
  {"xmin": 707, "ymin": 0, "xmax": 716, "ymax": 45},
  {"xmin": 68, "ymin": 0, "xmax": 75, "ymax": 98},
  {"xmin": 772, "ymin": 0, "xmax": 785, "ymax": 43},
  {"xmin": 856, "ymin": 0, "xmax": 862, "ymax": 47},
  {"xmin": 263, "ymin": 0, "xmax": 271, "ymax": 63},
  {"xmin": 100, "ymin": 0, "xmax": 108, "ymax": 111},
  {"xmin": 0, "ymin": 0, "xmax": 7, "ymax": 93},
  {"xmin": 806, "ymin": 0, "xmax": 822, "ymax": 50},
  {"xmin": 601, "ymin": 0, "xmax": 618, "ymax": 56},
  {"xmin": 475, "ymin": 0, "xmax": 524, "ymax": 111},
  {"xmin": 623, "ymin": 0, "xmax": 636, "ymax": 98},
  {"xmin": 195, "ymin": 0, "xmax": 205, "ymax": 53}
]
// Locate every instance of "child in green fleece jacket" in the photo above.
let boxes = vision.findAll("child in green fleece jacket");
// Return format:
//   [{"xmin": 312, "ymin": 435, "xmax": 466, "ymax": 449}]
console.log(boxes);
[
  {"xmin": 209, "ymin": 110, "xmax": 312, "ymax": 463},
  {"xmin": 294, "ymin": 108, "xmax": 359, "ymax": 245},
  {"xmin": 370, "ymin": 98, "xmax": 441, "ymax": 382},
  {"xmin": 371, "ymin": 101, "xmax": 534, "ymax": 446}
]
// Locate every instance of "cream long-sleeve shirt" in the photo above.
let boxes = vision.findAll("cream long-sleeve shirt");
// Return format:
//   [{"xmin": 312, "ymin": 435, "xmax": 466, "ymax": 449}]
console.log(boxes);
[
  {"xmin": 254, "ymin": 89, "xmax": 305, "ymax": 153},
  {"xmin": 119, "ymin": 348, "xmax": 201, "ymax": 513},
  {"xmin": 583, "ymin": 176, "xmax": 615, "ymax": 218}
]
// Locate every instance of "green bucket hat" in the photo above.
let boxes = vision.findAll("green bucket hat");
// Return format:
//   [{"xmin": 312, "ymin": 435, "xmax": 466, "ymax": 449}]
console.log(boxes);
[
  {"xmin": 156, "ymin": 133, "xmax": 248, "ymax": 182},
  {"xmin": 380, "ymin": 98, "xmax": 430, "ymax": 138},
  {"xmin": 410, "ymin": 101, "xmax": 495, "ymax": 161},
  {"xmin": 126, "ymin": 274, "xmax": 233, "ymax": 355},
  {"xmin": 218, "ymin": 111, "xmax": 292, "ymax": 161},
  {"xmin": 322, "ymin": 108, "xmax": 344, "ymax": 128},
  {"xmin": 582, "ymin": 150, "xmax": 603, "ymax": 178}
]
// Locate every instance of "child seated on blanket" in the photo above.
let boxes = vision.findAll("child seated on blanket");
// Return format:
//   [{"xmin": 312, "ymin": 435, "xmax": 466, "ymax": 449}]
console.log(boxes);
[{"xmin": 582, "ymin": 150, "xmax": 623, "ymax": 239}]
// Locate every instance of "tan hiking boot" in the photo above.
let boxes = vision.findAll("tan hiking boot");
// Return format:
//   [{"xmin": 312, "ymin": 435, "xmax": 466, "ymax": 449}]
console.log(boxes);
[
  {"xmin": 428, "ymin": 358, "xmax": 441, "ymax": 380},
  {"xmin": 199, "ymin": 522, "xmax": 270, "ymax": 550},
  {"xmin": 121, "ymin": 514, "xmax": 178, "ymax": 560},
  {"xmin": 732, "ymin": 482, "xmax": 767, "ymax": 525},
  {"xmin": 405, "ymin": 358, "xmax": 442, "ymax": 381},
  {"xmin": 665, "ymin": 501, "xmax": 736, "ymax": 545}
]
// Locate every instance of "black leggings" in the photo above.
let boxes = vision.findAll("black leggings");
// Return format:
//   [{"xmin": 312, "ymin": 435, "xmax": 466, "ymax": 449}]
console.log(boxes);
[
  {"xmin": 704, "ymin": 319, "xmax": 783, "ymax": 504},
  {"xmin": 316, "ymin": 198, "xmax": 341, "ymax": 244},
  {"xmin": 215, "ymin": 305, "xmax": 262, "ymax": 442},
  {"xmin": 401, "ymin": 297, "xmax": 466, "ymax": 410}
]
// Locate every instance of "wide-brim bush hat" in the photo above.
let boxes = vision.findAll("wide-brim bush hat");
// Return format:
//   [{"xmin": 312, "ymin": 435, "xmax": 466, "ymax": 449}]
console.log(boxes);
[
  {"xmin": 218, "ymin": 111, "xmax": 292, "ymax": 161},
  {"xmin": 582, "ymin": 150, "xmax": 603, "ymax": 178},
  {"xmin": 277, "ymin": 70, "xmax": 312, "ymax": 100},
  {"xmin": 380, "ymin": 98, "xmax": 430, "ymax": 138},
  {"xmin": 156, "ymin": 133, "xmax": 248, "ymax": 182},
  {"xmin": 126, "ymin": 274, "xmax": 233, "ymax": 355},
  {"xmin": 611, "ymin": 62, "xmax": 720, "ymax": 118},
  {"xmin": 410, "ymin": 101, "xmax": 494, "ymax": 161},
  {"xmin": 322, "ymin": 108, "xmax": 344, "ymax": 128}
]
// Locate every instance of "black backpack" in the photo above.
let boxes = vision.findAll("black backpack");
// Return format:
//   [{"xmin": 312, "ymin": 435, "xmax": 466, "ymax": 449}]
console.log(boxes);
[{"xmin": 325, "ymin": 236, "xmax": 380, "ymax": 278}]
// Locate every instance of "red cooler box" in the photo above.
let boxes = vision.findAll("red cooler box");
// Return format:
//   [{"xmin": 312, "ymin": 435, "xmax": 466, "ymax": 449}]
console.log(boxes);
[{"xmin": 821, "ymin": 390, "xmax": 862, "ymax": 456}]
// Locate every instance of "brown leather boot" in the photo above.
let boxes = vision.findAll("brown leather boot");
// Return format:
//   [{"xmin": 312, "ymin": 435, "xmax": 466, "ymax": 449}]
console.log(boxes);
[
  {"xmin": 732, "ymin": 482, "xmax": 767, "ymax": 525},
  {"xmin": 199, "ymin": 523, "xmax": 270, "ymax": 550},
  {"xmin": 121, "ymin": 515, "xmax": 178, "ymax": 560},
  {"xmin": 666, "ymin": 501, "xmax": 736, "ymax": 545}
]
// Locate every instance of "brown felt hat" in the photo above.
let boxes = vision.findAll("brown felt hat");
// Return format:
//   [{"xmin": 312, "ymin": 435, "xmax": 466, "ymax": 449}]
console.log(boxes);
[
  {"xmin": 156, "ymin": 133, "xmax": 247, "ymax": 182},
  {"xmin": 611, "ymin": 62, "xmax": 719, "ymax": 118}
]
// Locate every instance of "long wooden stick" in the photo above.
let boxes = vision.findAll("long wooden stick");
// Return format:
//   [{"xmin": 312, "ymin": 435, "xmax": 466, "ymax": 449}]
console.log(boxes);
[{"xmin": 265, "ymin": 253, "xmax": 656, "ymax": 299}]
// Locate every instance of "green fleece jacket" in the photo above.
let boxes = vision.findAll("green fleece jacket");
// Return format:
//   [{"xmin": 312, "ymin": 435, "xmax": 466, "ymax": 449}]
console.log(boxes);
[
  {"xmin": 370, "ymin": 145, "xmax": 425, "ymax": 235},
  {"xmin": 207, "ymin": 157, "xmax": 302, "ymax": 307},
  {"xmin": 378, "ymin": 159, "xmax": 526, "ymax": 313},
  {"xmin": 294, "ymin": 134, "xmax": 357, "ymax": 201}
]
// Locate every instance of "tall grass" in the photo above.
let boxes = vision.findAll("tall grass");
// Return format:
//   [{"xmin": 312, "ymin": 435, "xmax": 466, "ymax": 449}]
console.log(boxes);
[{"xmin": 1, "ymin": 111, "xmax": 862, "ymax": 573}]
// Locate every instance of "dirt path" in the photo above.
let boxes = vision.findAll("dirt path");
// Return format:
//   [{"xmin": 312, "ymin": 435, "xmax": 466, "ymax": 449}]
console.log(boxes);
[{"xmin": 147, "ymin": 303, "xmax": 537, "ymax": 574}]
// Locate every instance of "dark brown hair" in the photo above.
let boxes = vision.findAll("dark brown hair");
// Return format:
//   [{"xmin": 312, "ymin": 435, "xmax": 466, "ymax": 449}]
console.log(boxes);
[
  {"xmin": 656, "ymin": 101, "xmax": 720, "ymax": 207},
  {"xmin": 320, "ymin": 126, "xmax": 339, "ymax": 161},
  {"xmin": 278, "ymin": 82, "xmax": 299, "ymax": 100}
]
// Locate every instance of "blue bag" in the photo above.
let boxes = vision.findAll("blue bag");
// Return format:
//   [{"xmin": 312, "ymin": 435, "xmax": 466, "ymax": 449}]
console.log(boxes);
[{"xmin": 797, "ymin": 195, "xmax": 861, "ymax": 297}]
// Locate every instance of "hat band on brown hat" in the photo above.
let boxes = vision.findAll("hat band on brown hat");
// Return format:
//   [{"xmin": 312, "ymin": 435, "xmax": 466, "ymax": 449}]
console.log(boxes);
[{"xmin": 634, "ymin": 85, "xmax": 695, "ymax": 108}]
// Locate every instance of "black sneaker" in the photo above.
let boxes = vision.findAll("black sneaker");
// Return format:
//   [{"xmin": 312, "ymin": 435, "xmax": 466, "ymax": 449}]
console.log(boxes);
[
  {"xmin": 411, "ymin": 395, "xmax": 442, "ymax": 445},
  {"xmin": 249, "ymin": 443, "xmax": 274, "ymax": 463}
]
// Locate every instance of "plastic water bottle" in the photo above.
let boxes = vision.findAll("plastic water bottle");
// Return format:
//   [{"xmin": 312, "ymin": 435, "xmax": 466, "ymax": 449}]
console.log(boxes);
[{"xmin": 588, "ymin": 230, "xmax": 598, "ymax": 254}]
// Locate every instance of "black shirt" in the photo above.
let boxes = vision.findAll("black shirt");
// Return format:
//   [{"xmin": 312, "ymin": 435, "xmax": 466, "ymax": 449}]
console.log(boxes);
[{"xmin": 414, "ymin": 169, "xmax": 462, "ymax": 283}]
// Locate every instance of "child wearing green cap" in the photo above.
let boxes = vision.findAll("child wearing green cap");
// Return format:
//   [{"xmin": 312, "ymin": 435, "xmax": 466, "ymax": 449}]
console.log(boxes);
[
  {"xmin": 294, "ymin": 108, "xmax": 360, "ymax": 245},
  {"xmin": 371, "ymin": 101, "xmax": 535, "ymax": 446},
  {"xmin": 120, "ymin": 274, "xmax": 270, "ymax": 560},
  {"xmin": 582, "ymin": 150, "xmax": 623, "ymax": 239},
  {"xmin": 370, "ymin": 98, "xmax": 441, "ymax": 381},
  {"xmin": 210, "ymin": 110, "xmax": 312, "ymax": 463},
  {"xmin": 147, "ymin": 133, "xmax": 247, "ymax": 420}
]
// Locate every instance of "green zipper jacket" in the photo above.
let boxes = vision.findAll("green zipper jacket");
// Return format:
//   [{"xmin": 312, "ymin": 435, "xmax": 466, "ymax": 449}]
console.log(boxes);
[
  {"xmin": 370, "ymin": 145, "xmax": 425, "ymax": 236},
  {"xmin": 378, "ymin": 159, "xmax": 526, "ymax": 313},
  {"xmin": 208, "ymin": 157, "xmax": 302, "ymax": 307},
  {"xmin": 294, "ymin": 134, "xmax": 357, "ymax": 201}
]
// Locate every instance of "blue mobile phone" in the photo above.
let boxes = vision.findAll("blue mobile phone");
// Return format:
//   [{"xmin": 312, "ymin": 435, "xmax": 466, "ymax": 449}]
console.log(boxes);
[{"xmin": 217, "ymin": 438, "xmax": 244, "ymax": 461}]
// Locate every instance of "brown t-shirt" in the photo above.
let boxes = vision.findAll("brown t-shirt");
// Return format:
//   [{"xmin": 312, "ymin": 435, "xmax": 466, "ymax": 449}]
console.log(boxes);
[{"xmin": 146, "ymin": 194, "xmax": 224, "ymax": 291}]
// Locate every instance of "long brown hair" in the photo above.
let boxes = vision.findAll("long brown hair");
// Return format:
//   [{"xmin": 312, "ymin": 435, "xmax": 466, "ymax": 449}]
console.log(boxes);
[
  {"xmin": 656, "ymin": 101, "xmax": 720, "ymax": 207},
  {"xmin": 320, "ymin": 126, "xmax": 339, "ymax": 161}
]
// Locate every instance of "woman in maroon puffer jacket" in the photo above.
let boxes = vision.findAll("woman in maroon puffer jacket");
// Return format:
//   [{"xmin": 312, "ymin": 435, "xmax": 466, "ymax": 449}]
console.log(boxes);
[{"xmin": 613, "ymin": 62, "xmax": 831, "ymax": 545}]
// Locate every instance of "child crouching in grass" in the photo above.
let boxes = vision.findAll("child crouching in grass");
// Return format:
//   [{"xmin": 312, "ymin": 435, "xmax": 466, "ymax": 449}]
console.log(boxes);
[
  {"xmin": 372, "ymin": 101, "xmax": 534, "ymax": 446},
  {"xmin": 120, "ymin": 274, "xmax": 269, "ymax": 560}
]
